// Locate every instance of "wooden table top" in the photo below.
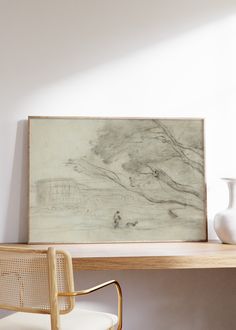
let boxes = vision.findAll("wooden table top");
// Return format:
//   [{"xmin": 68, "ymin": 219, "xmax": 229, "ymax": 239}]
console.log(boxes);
[{"xmin": 2, "ymin": 241, "xmax": 236, "ymax": 270}]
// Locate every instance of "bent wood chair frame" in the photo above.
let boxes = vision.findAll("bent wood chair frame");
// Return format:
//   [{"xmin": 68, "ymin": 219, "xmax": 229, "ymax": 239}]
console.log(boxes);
[{"xmin": 0, "ymin": 246, "xmax": 122, "ymax": 330}]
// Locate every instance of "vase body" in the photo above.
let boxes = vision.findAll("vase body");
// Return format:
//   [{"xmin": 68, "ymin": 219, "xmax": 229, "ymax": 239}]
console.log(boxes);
[{"xmin": 214, "ymin": 178, "xmax": 236, "ymax": 244}]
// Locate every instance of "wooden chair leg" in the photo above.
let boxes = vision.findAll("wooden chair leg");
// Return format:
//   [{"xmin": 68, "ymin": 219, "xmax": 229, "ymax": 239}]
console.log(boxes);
[{"xmin": 48, "ymin": 248, "xmax": 61, "ymax": 330}]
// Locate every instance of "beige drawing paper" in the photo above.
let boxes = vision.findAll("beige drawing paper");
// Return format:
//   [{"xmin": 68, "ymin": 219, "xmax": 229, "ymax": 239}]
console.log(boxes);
[{"xmin": 29, "ymin": 117, "xmax": 206, "ymax": 243}]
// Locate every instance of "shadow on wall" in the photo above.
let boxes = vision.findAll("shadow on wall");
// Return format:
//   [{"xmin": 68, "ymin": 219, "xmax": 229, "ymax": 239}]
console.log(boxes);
[
  {"xmin": 1, "ymin": 0, "xmax": 236, "ymax": 242},
  {"xmin": 0, "ymin": 0, "xmax": 236, "ymax": 100},
  {"xmin": 5, "ymin": 120, "xmax": 28, "ymax": 242}
]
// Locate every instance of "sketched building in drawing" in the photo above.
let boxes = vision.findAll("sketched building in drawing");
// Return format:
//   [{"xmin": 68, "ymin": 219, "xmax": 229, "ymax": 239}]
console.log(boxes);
[{"xmin": 35, "ymin": 178, "xmax": 82, "ymax": 208}]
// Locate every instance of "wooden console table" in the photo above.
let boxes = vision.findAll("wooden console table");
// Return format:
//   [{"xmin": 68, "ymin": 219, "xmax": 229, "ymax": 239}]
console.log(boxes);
[{"xmin": 2, "ymin": 241, "xmax": 236, "ymax": 271}]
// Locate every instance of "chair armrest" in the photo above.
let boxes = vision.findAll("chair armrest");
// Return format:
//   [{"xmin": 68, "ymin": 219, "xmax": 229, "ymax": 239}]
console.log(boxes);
[{"xmin": 58, "ymin": 280, "xmax": 122, "ymax": 329}]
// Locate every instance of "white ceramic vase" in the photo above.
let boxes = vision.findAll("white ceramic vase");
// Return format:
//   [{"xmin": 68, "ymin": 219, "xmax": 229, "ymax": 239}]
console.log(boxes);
[{"xmin": 214, "ymin": 178, "xmax": 236, "ymax": 244}]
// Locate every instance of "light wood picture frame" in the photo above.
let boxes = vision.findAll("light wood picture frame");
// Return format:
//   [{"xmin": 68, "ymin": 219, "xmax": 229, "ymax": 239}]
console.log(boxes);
[{"xmin": 28, "ymin": 116, "xmax": 207, "ymax": 243}]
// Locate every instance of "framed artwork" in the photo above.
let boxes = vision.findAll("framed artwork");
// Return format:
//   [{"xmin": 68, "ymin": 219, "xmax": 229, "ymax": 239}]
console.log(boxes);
[{"xmin": 28, "ymin": 117, "xmax": 207, "ymax": 243}]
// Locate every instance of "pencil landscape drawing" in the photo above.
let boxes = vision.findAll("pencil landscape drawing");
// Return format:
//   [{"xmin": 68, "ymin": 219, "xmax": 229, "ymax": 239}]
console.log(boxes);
[{"xmin": 29, "ymin": 117, "xmax": 206, "ymax": 243}]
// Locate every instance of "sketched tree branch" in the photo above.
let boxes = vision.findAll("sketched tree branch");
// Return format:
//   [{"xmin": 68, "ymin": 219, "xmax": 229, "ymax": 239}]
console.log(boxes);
[
  {"xmin": 66, "ymin": 159, "xmax": 203, "ymax": 211},
  {"xmin": 145, "ymin": 164, "xmax": 201, "ymax": 199},
  {"xmin": 152, "ymin": 119, "xmax": 204, "ymax": 175}
]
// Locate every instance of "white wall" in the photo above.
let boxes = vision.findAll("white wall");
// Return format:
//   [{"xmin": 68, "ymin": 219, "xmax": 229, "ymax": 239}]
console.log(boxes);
[{"xmin": 1, "ymin": 0, "xmax": 236, "ymax": 328}]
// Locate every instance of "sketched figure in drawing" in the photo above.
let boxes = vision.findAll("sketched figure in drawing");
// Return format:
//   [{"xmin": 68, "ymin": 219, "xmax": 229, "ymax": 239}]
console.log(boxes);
[{"xmin": 113, "ymin": 211, "xmax": 122, "ymax": 229}]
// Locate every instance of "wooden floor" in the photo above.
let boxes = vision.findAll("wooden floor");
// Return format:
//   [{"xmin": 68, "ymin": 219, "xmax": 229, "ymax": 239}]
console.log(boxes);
[{"xmin": 2, "ymin": 241, "xmax": 236, "ymax": 270}]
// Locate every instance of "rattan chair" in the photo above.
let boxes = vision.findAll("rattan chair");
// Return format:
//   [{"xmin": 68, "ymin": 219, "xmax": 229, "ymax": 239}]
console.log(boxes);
[{"xmin": 0, "ymin": 246, "xmax": 122, "ymax": 330}]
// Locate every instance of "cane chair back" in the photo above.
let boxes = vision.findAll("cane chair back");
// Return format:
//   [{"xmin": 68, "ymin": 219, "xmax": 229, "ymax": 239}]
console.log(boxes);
[{"xmin": 0, "ymin": 247, "xmax": 75, "ymax": 315}]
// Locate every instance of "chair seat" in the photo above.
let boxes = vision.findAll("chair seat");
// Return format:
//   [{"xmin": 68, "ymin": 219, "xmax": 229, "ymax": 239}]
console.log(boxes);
[{"xmin": 0, "ymin": 308, "xmax": 118, "ymax": 330}]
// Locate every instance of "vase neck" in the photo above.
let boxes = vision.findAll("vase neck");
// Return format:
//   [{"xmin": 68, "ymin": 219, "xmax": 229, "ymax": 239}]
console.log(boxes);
[{"xmin": 227, "ymin": 181, "xmax": 236, "ymax": 208}]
